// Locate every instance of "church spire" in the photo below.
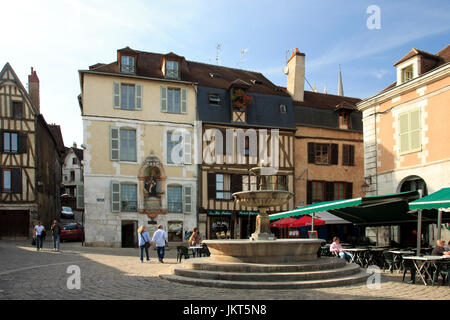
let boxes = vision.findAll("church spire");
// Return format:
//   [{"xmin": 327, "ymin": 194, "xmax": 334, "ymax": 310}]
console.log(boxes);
[{"xmin": 338, "ymin": 65, "xmax": 344, "ymax": 96}]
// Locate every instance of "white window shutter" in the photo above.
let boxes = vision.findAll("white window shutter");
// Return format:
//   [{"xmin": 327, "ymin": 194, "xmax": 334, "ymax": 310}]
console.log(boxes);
[
  {"xmin": 399, "ymin": 113, "xmax": 409, "ymax": 153},
  {"xmin": 135, "ymin": 84, "xmax": 142, "ymax": 110},
  {"xmin": 181, "ymin": 88, "xmax": 187, "ymax": 113},
  {"xmin": 111, "ymin": 181, "xmax": 121, "ymax": 212},
  {"xmin": 110, "ymin": 126, "xmax": 120, "ymax": 161},
  {"xmin": 409, "ymin": 109, "xmax": 421, "ymax": 151},
  {"xmin": 183, "ymin": 130, "xmax": 192, "ymax": 164},
  {"xmin": 76, "ymin": 182, "xmax": 84, "ymax": 209},
  {"xmin": 113, "ymin": 82, "xmax": 121, "ymax": 109},
  {"xmin": 160, "ymin": 86, "xmax": 168, "ymax": 112},
  {"xmin": 183, "ymin": 184, "xmax": 192, "ymax": 213}
]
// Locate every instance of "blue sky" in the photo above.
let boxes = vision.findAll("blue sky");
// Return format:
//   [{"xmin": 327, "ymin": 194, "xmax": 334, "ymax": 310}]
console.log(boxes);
[{"xmin": 1, "ymin": 0, "xmax": 449, "ymax": 146}]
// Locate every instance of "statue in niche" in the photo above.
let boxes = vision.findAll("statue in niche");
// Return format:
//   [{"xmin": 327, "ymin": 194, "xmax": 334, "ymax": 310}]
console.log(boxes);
[{"xmin": 144, "ymin": 166, "xmax": 160, "ymax": 198}]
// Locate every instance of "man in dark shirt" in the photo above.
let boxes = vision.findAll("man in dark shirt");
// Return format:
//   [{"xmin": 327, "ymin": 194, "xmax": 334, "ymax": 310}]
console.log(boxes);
[
  {"xmin": 51, "ymin": 220, "xmax": 61, "ymax": 252},
  {"xmin": 431, "ymin": 240, "xmax": 450, "ymax": 256}
]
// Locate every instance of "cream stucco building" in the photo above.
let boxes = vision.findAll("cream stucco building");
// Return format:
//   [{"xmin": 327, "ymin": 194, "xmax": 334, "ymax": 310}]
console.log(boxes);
[{"xmin": 79, "ymin": 48, "xmax": 198, "ymax": 247}]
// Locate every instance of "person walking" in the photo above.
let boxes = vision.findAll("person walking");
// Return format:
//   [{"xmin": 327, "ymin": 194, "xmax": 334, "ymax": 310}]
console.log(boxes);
[
  {"xmin": 51, "ymin": 220, "xmax": 61, "ymax": 252},
  {"xmin": 34, "ymin": 221, "xmax": 45, "ymax": 251},
  {"xmin": 151, "ymin": 225, "xmax": 168, "ymax": 263},
  {"xmin": 189, "ymin": 227, "xmax": 202, "ymax": 258},
  {"xmin": 138, "ymin": 226, "xmax": 151, "ymax": 263}
]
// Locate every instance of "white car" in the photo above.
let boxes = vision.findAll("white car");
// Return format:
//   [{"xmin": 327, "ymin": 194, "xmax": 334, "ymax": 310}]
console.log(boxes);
[{"xmin": 61, "ymin": 206, "xmax": 74, "ymax": 219}]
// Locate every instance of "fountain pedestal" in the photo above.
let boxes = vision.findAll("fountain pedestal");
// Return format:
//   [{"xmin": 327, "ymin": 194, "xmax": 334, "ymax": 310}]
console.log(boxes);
[{"xmin": 251, "ymin": 208, "xmax": 275, "ymax": 241}]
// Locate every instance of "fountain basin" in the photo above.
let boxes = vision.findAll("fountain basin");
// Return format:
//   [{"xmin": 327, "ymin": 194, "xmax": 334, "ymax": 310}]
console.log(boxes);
[
  {"xmin": 202, "ymin": 239, "xmax": 324, "ymax": 263},
  {"xmin": 233, "ymin": 190, "xmax": 294, "ymax": 208}
]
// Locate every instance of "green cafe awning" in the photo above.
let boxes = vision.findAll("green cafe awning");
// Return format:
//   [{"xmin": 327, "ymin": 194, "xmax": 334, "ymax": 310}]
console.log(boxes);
[
  {"xmin": 270, "ymin": 190, "xmax": 420, "ymax": 225},
  {"xmin": 409, "ymin": 188, "xmax": 450, "ymax": 210}
]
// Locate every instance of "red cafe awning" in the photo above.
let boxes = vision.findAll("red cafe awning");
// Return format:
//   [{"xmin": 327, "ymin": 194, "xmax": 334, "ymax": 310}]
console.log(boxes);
[
  {"xmin": 288, "ymin": 215, "xmax": 326, "ymax": 227},
  {"xmin": 270, "ymin": 217, "xmax": 298, "ymax": 228}
]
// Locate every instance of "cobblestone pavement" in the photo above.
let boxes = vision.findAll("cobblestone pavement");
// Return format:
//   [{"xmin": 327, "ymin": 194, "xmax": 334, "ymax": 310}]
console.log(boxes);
[{"xmin": 0, "ymin": 240, "xmax": 448, "ymax": 300}]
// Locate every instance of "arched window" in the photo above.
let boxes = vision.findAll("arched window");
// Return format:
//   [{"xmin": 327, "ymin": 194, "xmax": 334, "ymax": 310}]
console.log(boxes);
[{"xmin": 399, "ymin": 175, "xmax": 428, "ymax": 197}]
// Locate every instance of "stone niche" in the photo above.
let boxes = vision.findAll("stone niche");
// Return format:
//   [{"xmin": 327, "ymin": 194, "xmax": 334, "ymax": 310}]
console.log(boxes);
[{"xmin": 138, "ymin": 156, "xmax": 167, "ymax": 218}]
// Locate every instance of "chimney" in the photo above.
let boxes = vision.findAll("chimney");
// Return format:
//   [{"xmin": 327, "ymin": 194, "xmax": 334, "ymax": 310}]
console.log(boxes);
[
  {"xmin": 286, "ymin": 48, "xmax": 305, "ymax": 102},
  {"xmin": 28, "ymin": 67, "xmax": 40, "ymax": 113}
]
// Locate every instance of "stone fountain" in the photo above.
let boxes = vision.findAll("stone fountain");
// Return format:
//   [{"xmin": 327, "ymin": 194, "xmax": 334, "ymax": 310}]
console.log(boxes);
[{"xmin": 161, "ymin": 165, "xmax": 369, "ymax": 289}]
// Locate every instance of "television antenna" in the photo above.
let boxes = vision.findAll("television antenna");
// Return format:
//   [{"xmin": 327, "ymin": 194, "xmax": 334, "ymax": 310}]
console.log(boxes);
[
  {"xmin": 216, "ymin": 43, "xmax": 222, "ymax": 65},
  {"xmin": 237, "ymin": 48, "xmax": 249, "ymax": 67}
]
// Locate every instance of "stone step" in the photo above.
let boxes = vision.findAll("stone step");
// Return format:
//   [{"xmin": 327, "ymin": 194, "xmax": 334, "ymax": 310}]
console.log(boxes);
[
  {"xmin": 173, "ymin": 263, "xmax": 361, "ymax": 282},
  {"xmin": 182, "ymin": 257, "xmax": 346, "ymax": 273},
  {"xmin": 160, "ymin": 270, "xmax": 370, "ymax": 289}
]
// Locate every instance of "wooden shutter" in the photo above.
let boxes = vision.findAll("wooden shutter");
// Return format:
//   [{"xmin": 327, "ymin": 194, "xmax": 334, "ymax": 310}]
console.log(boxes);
[
  {"xmin": 183, "ymin": 131, "xmax": 192, "ymax": 164},
  {"xmin": 306, "ymin": 181, "xmax": 312, "ymax": 204},
  {"xmin": 345, "ymin": 182, "xmax": 353, "ymax": 199},
  {"xmin": 110, "ymin": 126, "xmax": 119, "ymax": 161},
  {"xmin": 307, "ymin": 142, "xmax": 315, "ymax": 164},
  {"xmin": 325, "ymin": 182, "xmax": 334, "ymax": 201},
  {"xmin": 410, "ymin": 109, "xmax": 421, "ymax": 151},
  {"xmin": 399, "ymin": 113, "xmax": 409, "ymax": 153},
  {"xmin": 207, "ymin": 173, "xmax": 216, "ymax": 199},
  {"xmin": 18, "ymin": 133, "xmax": 27, "ymax": 154},
  {"xmin": 330, "ymin": 144, "xmax": 338, "ymax": 165},
  {"xmin": 231, "ymin": 174, "xmax": 243, "ymax": 194},
  {"xmin": 181, "ymin": 88, "xmax": 187, "ymax": 114},
  {"xmin": 113, "ymin": 82, "xmax": 121, "ymax": 109},
  {"xmin": 160, "ymin": 86, "xmax": 168, "ymax": 112},
  {"xmin": 183, "ymin": 185, "xmax": 192, "ymax": 213},
  {"xmin": 111, "ymin": 181, "xmax": 121, "ymax": 212},
  {"xmin": 349, "ymin": 145, "xmax": 355, "ymax": 166},
  {"xmin": 11, "ymin": 168, "xmax": 22, "ymax": 194},
  {"xmin": 135, "ymin": 84, "xmax": 142, "ymax": 110},
  {"xmin": 76, "ymin": 183, "xmax": 84, "ymax": 209}
]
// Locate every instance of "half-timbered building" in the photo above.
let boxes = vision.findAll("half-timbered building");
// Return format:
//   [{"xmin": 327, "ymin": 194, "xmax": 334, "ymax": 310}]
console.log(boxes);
[
  {"xmin": 0, "ymin": 63, "xmax": 63, "ymax": 239},
  {"xmin": 192, "ymin": 62, "xmax": 297, "ymax": 240}
]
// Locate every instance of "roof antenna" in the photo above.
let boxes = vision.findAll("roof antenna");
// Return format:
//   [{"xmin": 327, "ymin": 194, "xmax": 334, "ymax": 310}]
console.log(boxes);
[
  {"xmin": 236, "ymin": 48, "xmax": 249, "ymax": 67},
  {"xmin": 216, "ymin": 43, "xmax": 222, "ymax": 65}
]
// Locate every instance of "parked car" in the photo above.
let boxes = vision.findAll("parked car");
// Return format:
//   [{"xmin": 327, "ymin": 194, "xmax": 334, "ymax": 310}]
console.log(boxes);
[
  {"xmin": 61, "ymin": 206, "xmax": 74, "ymax": 219},
  {"xmin": 60, "ymin": 223, "xmax": 84, "ymax": 242}
]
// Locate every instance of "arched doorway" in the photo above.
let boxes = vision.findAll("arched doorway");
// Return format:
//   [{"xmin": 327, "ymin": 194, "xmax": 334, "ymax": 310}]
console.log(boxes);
[{"xmin": 398, "ymin": 175, "xmax": 428, "ymax": 197}]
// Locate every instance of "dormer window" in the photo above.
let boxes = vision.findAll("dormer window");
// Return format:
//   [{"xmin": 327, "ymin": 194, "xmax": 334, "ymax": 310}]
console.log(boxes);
[
  {"xmin": 121, "ymin": 56, "xmax": 135, "ymax": 74},
  {"xmin": 209, "ymin": 93, "xmax": 221, "ymax": 106},
  {"xmin": 401, "ymin": 65, "xmax": 413, "ymax": 83},
  {"xmin": 339, "ymin": 112, "xmax": 349, "ymax": 129},
  {"xmin": 166, "ymin": 60, "xmax": 179, "ymax": 79}
]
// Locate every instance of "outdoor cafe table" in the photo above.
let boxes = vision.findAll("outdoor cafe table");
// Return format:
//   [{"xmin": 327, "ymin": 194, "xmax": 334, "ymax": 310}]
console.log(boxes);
[
  {"xmin": 344, "ymin": 248, "xmax": 369, "ymax": 267},
  {"xmin": 367, "ymin": 248, "xmax": 386, "ymax": 267},
  {"xmin": 402, "ymin": 255, "xmax": 450, "ymax": 286},
  {"xmin": 388, "ymin": 250, "xmax": 416, "ymax": 272}
]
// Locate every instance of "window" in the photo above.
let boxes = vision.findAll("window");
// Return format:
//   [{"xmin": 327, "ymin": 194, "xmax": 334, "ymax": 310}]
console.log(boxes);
[
  {"xmin": 3, "ymin": 132, "xmax": 18, "ymax": 153},
  {"xmin": 342, "ymin": 144, "xmax": 355, "ymax": 166},
  {"xmin": 216, "ymin": 174, "xmax": 232, "ymax": 200},
  {"xmin": 72, "ymin": 158, "xmax": 77, "ymax": 165},
  {"xmin": 399, "ymin": 109, "xmax": 421, "ymax": 154},
  {"xmin": 119, "ymin": 129, "xmax": 137, "ymax": 162},
  {"xmin": 333, "ymin": 182, "xmax": 345, "ymax": 200},
  {"xmin": 339, "ymin": 112, "xmax": 349, "ymax": 129},
  {"xmin": 315, "ymin": 144, "xmax": 330, "ymax": 164},
  {"xmin": 168, "ymin": 185, "xmax": 182, "ymax": 213},
  {"xmin": 280, "ymin": 105, "xmax": 287, "ymax": 113},
  {"xmin": 1, "ymin": 168, "xmax": 21, "ymax": 194},
  {"xmin": 401, "ymin": 65, "xmax": 413, "ymax": 83},
  {"xmin": 70, "ymin": 171, "xmax": 75, "ymax": 181},
  {"xmin": 121, "ymin": 56, "xmax": 135, "ymax": 74},
  {"xmin": 121, "ymin": 84, "xmax": 135, "ymax": 110},
  {"xmin": 209, "ymin": 93, "xmax": 221, "ymax": 106},
  {"xmin": 166, "ymin": 61, "xmax": 179, "ymax": 79},
  {"xmin": 12, "ymin": 101, "xmax": 23, "ymax": 119},
  {"xmin": 307, "ymin": 143, "xmax": 338, "ymax": 165},
  {"xmin": 167, "ymin": 88, "xmax": 181, "ymax": 114},
  {"xmin": 113, "ymin": 82, "xmax": 142, "ymax": 111},
  {"xmin": 311, "ymin": 181, "xmax": 325, "ymax": 203},
  {"xmin": 121, "ymin": 184, "xmax": 137, "ymax": 212},
  {"xmin": 2, "ymin": 169, "xmax": 11, "ymax": 192},
  {"xmin": 167, "ymin": 131, "xmax": 182, "ymax": 164}
]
